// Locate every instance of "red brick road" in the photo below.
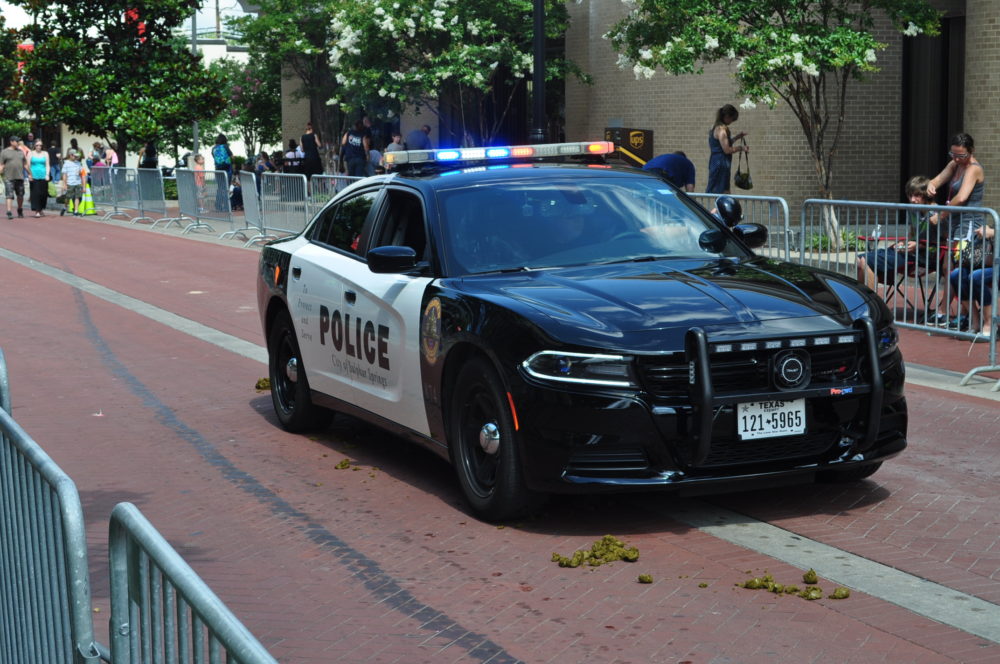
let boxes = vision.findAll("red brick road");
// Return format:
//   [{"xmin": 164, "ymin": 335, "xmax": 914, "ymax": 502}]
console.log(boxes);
[{"xmin": 2, "ymin": 215, "xmax": 999, "ymax": 663}]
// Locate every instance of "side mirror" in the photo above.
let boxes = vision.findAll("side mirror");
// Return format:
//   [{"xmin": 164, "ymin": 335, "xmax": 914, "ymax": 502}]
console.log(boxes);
[
  {"xmin": 715, "ymin": 196, "xmax": 742, "ymax": 228},
  {"xmin": 733, "ymin": 223, "xmax": 768, "ymax": 249},
  {"xmin": 367, "ymin": 245, "xmax": 418, "ymax": 273},
  {"xmin": 698, "ymin": 229, "xmax": 727, "ymax": 253}
]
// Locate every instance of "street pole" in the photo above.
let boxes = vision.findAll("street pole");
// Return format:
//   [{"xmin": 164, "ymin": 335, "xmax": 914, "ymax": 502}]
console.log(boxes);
[
  {"xmin": 528, "ymin": 0, "xmax": 546, "ymax": 144},
  {"xmin": 191, "ymin": 10, "xmax": 200, "ymax": 158}
]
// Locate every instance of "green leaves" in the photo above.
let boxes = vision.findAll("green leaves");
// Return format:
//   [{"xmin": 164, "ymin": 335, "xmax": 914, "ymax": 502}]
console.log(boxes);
[
  {"xmin": 606, "ymin": 0, "xmax": 941, "ymax": 196},
  {"xmin": 323, "ymin": 0, "xmax": 578, "ymax": 141},
  {"xmin": 11, "ymin": 0, "xmax": 226, "ymax": 158}
]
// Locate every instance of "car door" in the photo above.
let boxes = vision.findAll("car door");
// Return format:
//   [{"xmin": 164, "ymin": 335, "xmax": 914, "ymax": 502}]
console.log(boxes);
[
  {"xmin": 330, "ymin": 186, "xmax": 435, "ymax": 436},
  {"xmin": 287, "ymin": 187, "xmax": 382, "ymax": 401}
]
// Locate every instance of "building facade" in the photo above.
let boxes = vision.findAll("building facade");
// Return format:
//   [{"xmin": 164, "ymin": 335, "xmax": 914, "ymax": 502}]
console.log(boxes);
[{"xmin": 563, "ymin": 0, "xmax": 998, "ymax": 214}]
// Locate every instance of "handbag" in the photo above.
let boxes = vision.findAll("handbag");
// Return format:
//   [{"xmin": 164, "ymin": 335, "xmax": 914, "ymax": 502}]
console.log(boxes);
[
  {"xmin": 733, "ymin": 138, "xmax": 752, "ymax": 190},
  {"xmin": 957, "ymin": 236, "xmax": 994, "ymax": 269}
]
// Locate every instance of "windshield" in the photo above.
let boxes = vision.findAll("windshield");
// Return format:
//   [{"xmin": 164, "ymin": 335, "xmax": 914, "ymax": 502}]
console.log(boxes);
[{"xmin": 437, "ymin": 174, "xmax": 749, "ymax": 275}]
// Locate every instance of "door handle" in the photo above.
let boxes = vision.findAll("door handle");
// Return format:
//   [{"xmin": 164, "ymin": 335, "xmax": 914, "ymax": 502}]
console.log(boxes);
[
  {"xmin": 291, "ymin": 266, "xmax": 302, "ymax": 278},
  {"xmin": 345, "ymin": 290, "xmax": 357, "ymax": 304}
]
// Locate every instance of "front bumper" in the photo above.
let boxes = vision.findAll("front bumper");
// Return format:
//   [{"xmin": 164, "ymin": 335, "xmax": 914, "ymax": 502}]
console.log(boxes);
[{"xmin": 510, "ymin": 320, "xmax": 907, "ymax": 494}]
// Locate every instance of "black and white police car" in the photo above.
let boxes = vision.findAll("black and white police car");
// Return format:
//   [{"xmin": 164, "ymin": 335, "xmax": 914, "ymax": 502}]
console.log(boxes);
[{"xmin": 257, "ymin": 140, "xmax": 906, "ymax": 521}]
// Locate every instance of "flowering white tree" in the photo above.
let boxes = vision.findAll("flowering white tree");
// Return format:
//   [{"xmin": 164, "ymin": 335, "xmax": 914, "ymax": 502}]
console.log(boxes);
[
  {"xmin": 607, "ymin": 0, "xmax": 940, "ymax": 202},
  {"xmin": 327, "ymin": 0, "xmax": 587, "ymax": 146}
]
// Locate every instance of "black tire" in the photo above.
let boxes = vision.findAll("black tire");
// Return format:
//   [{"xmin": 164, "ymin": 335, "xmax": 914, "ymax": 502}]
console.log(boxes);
[
  {"xmin": 267, "ymin": 310, "xmax": 333, "ymax": 432},
  {"xmin": 449, "ymin": 358, "xmax": 537, "ymax": 521},
  {"xmin": 818, "ymin": 461, "xmax": 882, "ymax": 483}
]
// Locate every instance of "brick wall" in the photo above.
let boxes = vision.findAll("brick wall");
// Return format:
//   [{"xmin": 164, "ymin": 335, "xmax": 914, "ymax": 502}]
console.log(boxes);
[
  {"xmin": 565, "ymin": 1, "xmax": 919, "ymax": 215},
  {"xmin": 965, "ymin": 0, "xmax": 1000, "ymax": 212}
]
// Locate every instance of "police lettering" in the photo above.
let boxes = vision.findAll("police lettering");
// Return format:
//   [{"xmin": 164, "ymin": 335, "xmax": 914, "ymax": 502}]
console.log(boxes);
[{"xmin": 319, "ymin": 305, "xmax": 390, "ymax": 369}]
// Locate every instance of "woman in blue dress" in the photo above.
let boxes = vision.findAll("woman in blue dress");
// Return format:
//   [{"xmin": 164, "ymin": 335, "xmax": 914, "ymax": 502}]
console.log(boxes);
[
  {"xmin": 28, "ymin": 139, "xmax": 51, "ymax": 217},
  {"xmin": 707, "ymin": 104, "xmax": 747, "ymax": 194}
]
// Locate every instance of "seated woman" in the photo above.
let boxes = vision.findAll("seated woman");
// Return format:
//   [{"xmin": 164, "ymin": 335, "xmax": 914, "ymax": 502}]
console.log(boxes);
[
  {"xmin": 856, "ymin": 175, "xmax": 941, "ymax": 291},
  {"xmin": 947, "ymin": 224, "xmax": 994, "ymax": 339}
]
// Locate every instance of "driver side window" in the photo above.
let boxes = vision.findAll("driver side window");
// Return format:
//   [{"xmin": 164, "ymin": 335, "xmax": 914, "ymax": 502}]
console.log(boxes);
[
  {"xmin": 371, "ymin": 190, "xmax": 428, "ymax": 261},
  {"xmin": 310, "ymin": 190, "xmax": 380, "ymax": 255}
]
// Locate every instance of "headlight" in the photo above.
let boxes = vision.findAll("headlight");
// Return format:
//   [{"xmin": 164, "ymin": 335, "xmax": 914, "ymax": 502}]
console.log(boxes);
[
  {"xmin": 877, "ymin": 324, "xmax": 899, "ymax": 357},
  {"xmin": 522, "ymin": 351, "xmax": 637, "ymax": 387}
]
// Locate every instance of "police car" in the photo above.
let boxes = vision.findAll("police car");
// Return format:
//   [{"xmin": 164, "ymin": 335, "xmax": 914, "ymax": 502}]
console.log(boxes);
[{"xmin": 257, "ymin": 140, "xmax": 906, "ymax": 521}]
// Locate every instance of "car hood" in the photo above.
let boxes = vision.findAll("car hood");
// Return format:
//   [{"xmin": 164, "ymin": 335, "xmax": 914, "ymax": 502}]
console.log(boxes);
[{"xmin": 460, "ymin": 258, "xmax": 874, "ymax": 350}]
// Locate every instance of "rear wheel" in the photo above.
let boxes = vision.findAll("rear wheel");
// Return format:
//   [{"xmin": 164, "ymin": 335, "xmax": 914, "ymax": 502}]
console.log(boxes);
[
  {"xmin": 449, "ymin": 358, "xmax": 536, "ymax": 521},
  {"xmin": 267, "ymin": 310, "xmax": 332, "ymax": 432},
  {"xmin": 818, "ymin": 461, "xmax": 882, "ymax": 483}
]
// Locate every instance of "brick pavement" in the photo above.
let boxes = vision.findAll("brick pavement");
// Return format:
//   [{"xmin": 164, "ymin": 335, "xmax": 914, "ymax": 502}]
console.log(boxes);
[{"xmin": 1, "ymin": 213, "xmax": 999, "ymax": 663}]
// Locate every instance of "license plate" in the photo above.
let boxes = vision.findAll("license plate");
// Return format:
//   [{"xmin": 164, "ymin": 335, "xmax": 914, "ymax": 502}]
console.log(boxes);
[{"xmin": 737, "ymin": 399, "xmax": 806, "ymax": 440}]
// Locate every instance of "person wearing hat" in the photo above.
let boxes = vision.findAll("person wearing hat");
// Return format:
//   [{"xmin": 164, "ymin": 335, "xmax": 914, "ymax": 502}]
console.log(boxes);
[{"xmin": 1, "ymin": 135, "xmax": 27, "ymax": 219}]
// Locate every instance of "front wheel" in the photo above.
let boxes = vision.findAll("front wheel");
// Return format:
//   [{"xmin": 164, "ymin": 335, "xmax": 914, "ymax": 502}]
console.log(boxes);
[
  {"xmin": 449, "ymin": 358, "xmax": 537, "ymax": 521},
  {"xmin": 267, "ymin": 310, "xmax": 332, "ymax": 432}
]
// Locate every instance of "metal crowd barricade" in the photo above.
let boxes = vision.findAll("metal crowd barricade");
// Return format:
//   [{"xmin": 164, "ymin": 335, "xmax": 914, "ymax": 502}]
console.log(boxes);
[
  {"xmin": 108, "ymin": 503, "xmax": 278, "ymax": 664},
  {"xmin": 103, "ymin": 167, "xmax": 140, "ymax": 221},
  {"xmin": 259, "ymin": 172, "xmax": 310, "ymax": 238},
  {"xmin": 689, "ymin": 192, "xmax": 791, "ymax": 261},
  {"xmin": 234, "ymin": 171, "xmax": 275, "ymax": 247},
  {"xmin": 89, "ymin": 166, "xmax": 115, "ymax": 216},
  {"xmin": 0, "ymin": 348, "xmax": 103, "ymax": 664},
  {"xmin": 799, "ymin": 199, "xmax": 998, "ymax": 389},
  {"xmin": 173, "ymin": 168, "xmax": 236, "ymax": 236},
  {"xmin": 134, "ymin": 168, "xmax": 177, "ymax": 227},
  {"xmin": 308, "ymin": 174, "xmax": 360, "ymax": 217}
]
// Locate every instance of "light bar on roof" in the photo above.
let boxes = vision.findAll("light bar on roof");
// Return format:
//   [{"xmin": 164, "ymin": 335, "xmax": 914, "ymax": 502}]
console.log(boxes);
[{"xmin": 383, "ymin": 140, "xmax": 614, "ymax": 166}]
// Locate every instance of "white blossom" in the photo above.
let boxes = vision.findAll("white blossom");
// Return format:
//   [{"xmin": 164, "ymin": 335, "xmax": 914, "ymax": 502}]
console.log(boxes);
[
  {"xmin": 726, "ymin": 48, "xmax": 736, "ymax": 60},
  {"xmin": 633, "ymin": 63, "xmax": 655, "ymax": 79},
  {"xmin": 864, "ymin": 49, "xmax": 877, "ymax": 63},
  {"xmin": 790, "ymin": 33, "xmax": 801, "ymax": 43},
  {"xmin": 616, "ymin": 53, "xmax": 631, "ymax": 70},
  {"xmin": 802, "ymin": 62, "xmax": 819, "ymax": 76},
  {"xmin": 704, "ymin": 35, "xmax": 719, "ymax": 49},
  {"xmin": 378, "ymin": 87, "xmax": 388, "ymax": 97},
  {"xmin": 639, "ymin": 48, "xmax": 653, "ymax": 60},
  {"xmin": 740, "ymin": 97, "xmax": 756, "ymax": 110},
  {"xmin": 902, "ymin": 22, "xmax": 922, "ymax": 37},
  {"xmin": 374, "ymin": 6, "xmax": 385, "ymax": 15}
]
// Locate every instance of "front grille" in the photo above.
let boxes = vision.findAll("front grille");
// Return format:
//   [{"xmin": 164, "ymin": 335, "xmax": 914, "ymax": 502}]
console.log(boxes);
[
  {"xmin": 676, "ymin": 432, "xmax": 836, "ymax": 468},
  {"xmin": 566, "ymin": 447, "xmax": 650, "ymax": 475},
  {"xmin": 638, "ymin": 342, "xmax": 860, "ymax": 398}
]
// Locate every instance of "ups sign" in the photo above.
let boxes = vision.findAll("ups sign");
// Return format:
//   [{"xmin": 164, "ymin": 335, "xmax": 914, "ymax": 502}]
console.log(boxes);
[{"xmin": 604, "ymin": 128, "xmax": 654, "ymax": 166}]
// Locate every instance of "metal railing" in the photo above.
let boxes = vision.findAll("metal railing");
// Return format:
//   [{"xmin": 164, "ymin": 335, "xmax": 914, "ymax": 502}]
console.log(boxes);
[
  {"xmin": 134, "ymin": 168, "xmax": 175, "ymax": 226},
  {"xmin": 235, "ymin": 171, "xmax": 276, "ymax": 247},
  {"xmin": 1, "ymin": 347, "xmax": 279, "ymax": 661},
  {"xmin": 108, "ymin": 503, "xmax": 278, "ymax": 664},
  {"xmin": 89, "ymin": 166, "xmax": 115, "ymax": 217},
  {"xmin": 0, "ymin": 348, "xmax": 102, "ymax": 664},
  {"xmin": 689, "ymin": 192, "xmax": 792, "ymax": 261},
  {"xmin": 308, "ymin": 174, "xmax": 360, "ymax": 217},
  {"xmin": 259, "ymin": 172, "xmax": 311, "ymax": 238},
  {"xmin": 175, "ymin": 168, "xmax": 237, "ymax": 236},
  {"xmin": 799, "ymin": 199, "xmax": 998, "ymax": 389}
]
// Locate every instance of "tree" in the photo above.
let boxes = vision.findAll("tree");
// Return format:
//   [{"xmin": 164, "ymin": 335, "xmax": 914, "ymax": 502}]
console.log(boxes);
[
  {"xmin": 0, "ymin": 16, "xmax": 30, "ymax": 139},
  {"xmin": 327, "ymin": 0, "xmax": 589, "ymax": 146},
  {"xmin": 204, "ymin": 57, "xmax": 282, "ymax": 160},
  {"xmin": 229, "ymin": 0, "xmax": 341, "ymax": 150},
  {"xmin": 15, "ymin": 0, "xmax": 227, "ymax": 163},
  {"xmin": 607, "ymin": 0, "xmax": 940, "ymax": 203}
]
